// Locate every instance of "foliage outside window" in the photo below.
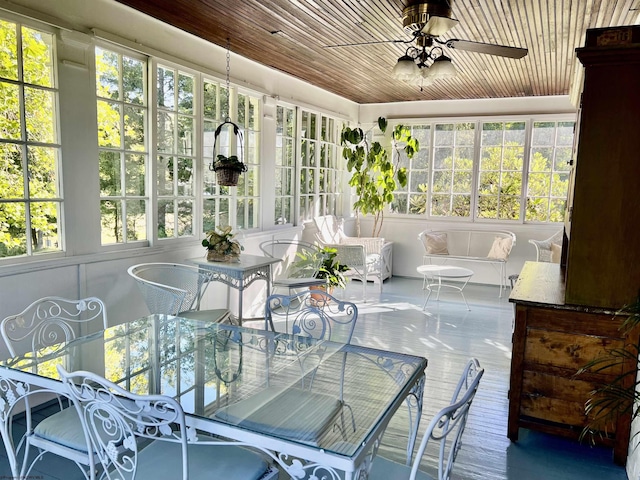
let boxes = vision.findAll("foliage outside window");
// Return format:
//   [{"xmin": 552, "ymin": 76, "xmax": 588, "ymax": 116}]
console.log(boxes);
[
  {"xmin": 156, "ymin": 65, "xmax": 195, "ymax": 239},
  {"xmin": 96, "ymin": 46, "xmax": 148, "ymax": 245},
  {"xmin": 526, "ymin": 121, "xmax": 574, "ymax": 222},
  {"xmin": 299, "ymin": 110, "xmax": 343, "ymax": 224},
  {"xmin": 202, "ymin": 81, "xmax": 260, "ymax": 232},
  {"xmin": 275, "ymin": 105, "xmax": 295, "ymax": 225},
  {"xmin": 0, "ymin": 19, "xmax": 61, "ymax": 258}
]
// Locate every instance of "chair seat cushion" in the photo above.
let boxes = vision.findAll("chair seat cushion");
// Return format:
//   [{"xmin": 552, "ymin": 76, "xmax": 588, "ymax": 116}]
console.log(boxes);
[
  {"xmin": 214, "ymin": 385, "xmax": 342, "ymax": 444},
  {"xmin": 136, "ymin": 440, "xmax": 269, "ymax": 480},
  {"xmin": 370, "ymin": 455, "xmax": 433, "ymax": 480},
  {"xmin": 32, "ymin": 406, "xmax": 89, "ymax": 453}
]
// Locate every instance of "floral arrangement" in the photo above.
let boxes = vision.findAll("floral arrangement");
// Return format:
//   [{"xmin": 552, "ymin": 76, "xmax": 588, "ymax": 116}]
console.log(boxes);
[{"xmin": 202, "ymin": 226, "xmax": 243, "ymax": 259}]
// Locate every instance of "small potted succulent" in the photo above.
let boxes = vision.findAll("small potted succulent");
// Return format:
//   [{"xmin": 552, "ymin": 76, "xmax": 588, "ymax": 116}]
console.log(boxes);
[
  {"xmin": 202, "ymin": 225, "xmax": 243, "ymax": 262},
  {"xmin": 212, "ymin": 154, "xmax": 247, "ymax": 186}
]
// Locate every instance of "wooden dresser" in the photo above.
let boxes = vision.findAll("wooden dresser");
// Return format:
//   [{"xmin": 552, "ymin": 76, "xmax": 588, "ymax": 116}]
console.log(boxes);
[{"xmin": 508, "ymin": 262, "xmax": 638, "ymax": 465}]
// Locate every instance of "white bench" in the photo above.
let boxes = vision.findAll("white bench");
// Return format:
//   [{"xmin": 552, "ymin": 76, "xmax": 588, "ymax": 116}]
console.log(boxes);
[{"xmin": 418, "ymin": 229, "xmax": 516, "ymax": 297}]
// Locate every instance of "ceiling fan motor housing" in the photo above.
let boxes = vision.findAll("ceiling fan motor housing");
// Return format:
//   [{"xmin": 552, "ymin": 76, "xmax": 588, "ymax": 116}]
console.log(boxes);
[{"xmin": 402, "ymin": 1, "xmax": 453, "ymax": 34}]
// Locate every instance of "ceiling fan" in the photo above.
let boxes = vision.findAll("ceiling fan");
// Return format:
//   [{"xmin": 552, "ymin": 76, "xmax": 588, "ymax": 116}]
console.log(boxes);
[{"xmin": 325, "ymin": 0, "xmax": 528, "ymax": 85}]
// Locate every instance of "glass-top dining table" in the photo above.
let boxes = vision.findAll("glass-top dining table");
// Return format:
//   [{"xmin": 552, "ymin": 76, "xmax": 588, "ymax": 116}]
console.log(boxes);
[{"xmin": 0, "ymin": 315, "xmax": 427, "ymax": 480}]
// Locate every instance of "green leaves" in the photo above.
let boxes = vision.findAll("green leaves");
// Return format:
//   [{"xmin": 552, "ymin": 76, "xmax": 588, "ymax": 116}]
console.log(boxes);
[{"xmin": 341, "ymin": 118, "xmax": 419, "ymax": 236}]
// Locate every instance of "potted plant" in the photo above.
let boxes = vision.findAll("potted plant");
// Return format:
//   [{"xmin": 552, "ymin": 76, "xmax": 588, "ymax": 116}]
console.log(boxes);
[
  {"xmin": 212, "ymin": 154, "xmax": 248, "ymax": 186},
  {"xmin": 202, "ymin": 225, "xmax": 243, "ymax": 262},
  {"xmin": 314, "ymin": 246, "xmax": 349, "ymax": 293},
  {"xmin": 341, "ymin": 116, "xmax": 419, "ymax": 237}
]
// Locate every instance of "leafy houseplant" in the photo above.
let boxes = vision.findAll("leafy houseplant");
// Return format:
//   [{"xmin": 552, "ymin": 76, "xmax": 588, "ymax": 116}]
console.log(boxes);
[
  {"xmin": 341, "ymin": 116, "xmax": 419, "ymax": 237},
  {"xmin": 315, "ymin": 246, "xmax": 349, "ymax": 290},
  {"xmin": 202, "ymin": 225, "xmax": 243, "ymax": 262}
]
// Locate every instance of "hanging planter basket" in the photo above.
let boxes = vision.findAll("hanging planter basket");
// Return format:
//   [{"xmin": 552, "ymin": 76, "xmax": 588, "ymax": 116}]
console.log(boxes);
[{"xmin": 209, "ymin": 119, "xmax": 247, "ymax": 187}]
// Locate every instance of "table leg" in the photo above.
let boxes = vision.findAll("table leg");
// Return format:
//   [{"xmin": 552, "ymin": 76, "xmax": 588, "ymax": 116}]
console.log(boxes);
[{"xmin": 405, "ymin": 373, "xmax": 425, "ymax": 464}]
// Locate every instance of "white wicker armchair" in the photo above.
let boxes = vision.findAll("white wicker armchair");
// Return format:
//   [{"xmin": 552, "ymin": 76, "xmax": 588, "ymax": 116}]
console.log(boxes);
[
  {"xmin": 529, "ymin": 230, "xmax": 563, "ymax": 263},
  {"xmin": 313, "ymin": 216, "xmax": 392, "ymax": 291}
]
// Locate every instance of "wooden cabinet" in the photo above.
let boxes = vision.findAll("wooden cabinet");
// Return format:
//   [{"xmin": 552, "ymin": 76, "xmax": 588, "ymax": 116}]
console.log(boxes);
[
  {"xmin": 564, "ymin": 25, "xmax": 640, "ymax": 309},
  {"xmin": 509, "ymin": 262, "xmax": 639, "ymax": 465}
]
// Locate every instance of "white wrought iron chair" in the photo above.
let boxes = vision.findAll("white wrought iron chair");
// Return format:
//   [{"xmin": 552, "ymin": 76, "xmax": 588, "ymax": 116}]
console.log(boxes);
[
  {"xmin": 259, "ymin": 239, "xmax": 327, "ymax": 294},
  {"xmin": 0, "ymin": 371, "xmax": 98, "ymax": 480},
  {"xmin": 264, "ymin": 290, "xmax": 358, "ymax": 344},
  {"xmin": 0, "ymin": 296, "xmax": 108, "ymax": 479},
  {"xmin": 369, "ymin": 358, "xmax": 484, "ymax": 480},
  {"xmin": 216, "ymin": 291, "xmax": 358, "ymax": 444},
  {"xmin": 529, "ymin": 229, "xmax": 564, "ymax": 263},
  {"xmin": 313, "ymin": 215, "xmax": 392, "ymax": 289},
  {"xmin": 56, "ymin": 365, "xmax": 279, "ymax": 480},
  {"xmin": 127, "ymin": 263, "xmax": 230, "ymax": 323}
]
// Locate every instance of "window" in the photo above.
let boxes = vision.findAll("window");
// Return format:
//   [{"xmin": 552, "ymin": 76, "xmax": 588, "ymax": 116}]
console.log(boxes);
[
  {"xmin": 477, "ymin": 122, "xmax": 525, "ymax": 220},
  {"xmin": 299, "ymin": 110, "xmax": 343, "ymax": 223},
  {"xmin": 96, "ymin": 46, "xmax": 148, "ymax": 245},
  {"xmin": 275, "ymin": 105, "xmax": 295, "ymax": 225},
  {"xmin": 390, "ymin": 117, "xmax": 574, "ymax": 223},
  {"xmin": 202, "ymin": 81, "xmax": 260, "ymax": 232},
  {"xmin": 156, "ymin": 65, "xmax": 195, "ymax": 239},
  {"xmin": 432, "ymin": 123, "xmax": 474, "ymax": 217},
  {"xmin": 391, "ymin": 125, "xmax": 431, "ymax": 215},
  {"xmin": 0, "ymin": 19, "xmax": 61, "ymax": 258},
  {"xmin": 526, "ymin": 121, "xmax": 574, "ymax": 222}
]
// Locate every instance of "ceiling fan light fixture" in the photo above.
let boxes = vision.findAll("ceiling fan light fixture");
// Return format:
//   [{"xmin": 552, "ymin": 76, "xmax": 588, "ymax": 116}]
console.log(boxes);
[
  {"xmin": 420, "ymin": 16, "xmax": 458, "ymax": 36},
  {"xmin": 392, "ymin": 55, "xmax": 420, "ymax": 81},
  {"xmin": 427, "ymin": 54, "xmax": 457, "ymax": 78}
]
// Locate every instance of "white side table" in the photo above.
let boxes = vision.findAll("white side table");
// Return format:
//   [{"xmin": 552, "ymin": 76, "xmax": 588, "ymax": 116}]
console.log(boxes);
[{"xmin": 417, "ymin": 265, "xmax": 474, "ymax": 311}]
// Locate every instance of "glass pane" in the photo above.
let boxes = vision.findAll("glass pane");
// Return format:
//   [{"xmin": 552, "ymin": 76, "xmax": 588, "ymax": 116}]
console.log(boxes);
[
  {"xmin": 477, "ymin": 195, "xmax": 498, "ymax": 218},
  {"xmin": 505, "ymin": 122, "xmax": 526, "ymax": 143},
  {"xmin": 177, "ymin": 200, "xmax": 193, "ymax": 236},
  {"xmin": 157, "ymin": 67, "xmax": 175, "ymax": 109},
  {"xmin": 554, "ymin": 147, "xmax": 572, "ymax": 171},
  {"xmin": 557, "ymin": 122, "xmax": 575, "ymax": 145},
  {"xmin": 99, "ymin": 151, "xmax": 121, "ymax": 196},
  {"xmin": 456, "ymin": 124, "xmax": 475, "ymax": 145},
  {"xmin": 532, "ymin": 122, "xmax": 555, "ymax": 145},
  {"xmin": 126, "ymin": 199, "xmax": 146, "ymax": 241},
  {"xmin": 435, "ymin": 124, "xmax": 454, "ymax": 146},
  {"xmin": 31, "ymin": 201, "xmax": 60, "ymax": 252},
  {"xmin": 530, "ymin": 148, "xmax": 553, "ymax": 171},
  {"xmin": 125, "ymin": 153, "xmax": 146, "ymax": 196},
  {"xmin": 549, "ymin": 198, "xmax": 566, "ymax": 222},
  {"xmin": 431, "ymin": 194, "xmax": 450, "ymax": 216},
  {"xmin": 97, "ymin": 100, "xmax": 122, "ymax": 148},
  {"xmin": 203, "ymin": 81, "xmax": 218, "ymax": 119},
  {"xmin": 101, "ymin": 199, "xmax": 123, "ymax": 244},
  {"xmin": 432, "ymin": 171, "xmax": 451, "ymax": 193},
  {"xmin": 482, "ymin": 123, "xmax": 503, "ymax": 145},
  {"xmin": 203, "ymin": 119, "xmax": 216, "ymax": 160},
  {"xmin": 454, "ymin": 147, "xmax": 473, "ymax": 169},
  {"xmin": 157, "ymin": 199, "xmax": 173, "ymax": 238},
  {"xmin": 0, "ymin": 20, "xmax": 18, "ymax": 81},
  {"xmin": 0, "ymin": 201, "xmax": 26, "ymax": 257},
  {"xmin": 178, "ymin": 73, "xmax": 194, "ymax": 114},
  {"xmin": 551, "ymin": 173, "xmax": 569, "ymax": 197},
  {"xmin": 1, "ymin": 143, "xmax": 24, "ymax": 198},
  {"xmin": 452, "ymin": 195, "xmax": 471, "ymax": 217},
  {"xmin": 157, "ymin": 155, "xmax": 174, "ymax": 196},
  {"xmin": 527, "ymin": 173, "xmax": 549, "ymax": 196},
  {"xmin": 503, "ymin": 147, "xmax": 524, "ymax": 170},
  {"xmin": 177, "ymin": 158, "xmax": 193, "ymax": 196},
  {"xmin": 22, "ymin": 27, "xmax": 54, "ymax": 88},
  {"xmin": 452, "ymin": 171, "xmax": 472, "ymax": 193},
  {"xmin": 96, "ymin": 47, "xmax": 120, "ymax": 100},
  {"xmin": 433, "ymin": 147, "xmax": 453, "ymax": 169},
  {"xmin": 124, "ymin": 105, "xmax": 145, "ymax": 151},
  {"xmin": 0, "ymin": 82, "xmax": 20, "ymax": 139},
  {"xmin": 480, "ymin": 147, "xmax": 501, "ymax": 170},
  {"xmin": 178, "ymin": 116, "xmax": 194, "ymax": 155},
  {"xmin": 526, "ymin": 197, "xmax": 548, "ymax": 222},
  {"xmin": 157, "ymin": 111, "xmax": 174, "ymax": 153},
  {"xmin": 123, "ymin": 56, "xmax": 144, "ymax": 105},
  {"xmin": 237, "ymin": 93, "xmax": 246, "ymax": 127},
  {"xmin": 28, "ymin": 146, "xmax": 59, "ymax": 198},
  {"xmin": 25, "ymin": 87, "xmax": 56, "ymax": 143}
]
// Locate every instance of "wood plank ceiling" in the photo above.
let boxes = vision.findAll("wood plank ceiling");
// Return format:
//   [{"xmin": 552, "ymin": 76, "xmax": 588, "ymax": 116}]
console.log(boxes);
[{"xmin": 115, "ymin": 0, "xmax": 639, "ymax": 104}]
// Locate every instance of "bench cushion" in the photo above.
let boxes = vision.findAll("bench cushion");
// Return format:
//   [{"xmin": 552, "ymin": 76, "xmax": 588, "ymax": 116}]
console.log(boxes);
[
  {"xmin": 487, "ymin": 236, "xmax": 513, "ymax": 259},
  {"xmin": 424, "ymin": 232, "xmax": 449, "ymax": 255}
]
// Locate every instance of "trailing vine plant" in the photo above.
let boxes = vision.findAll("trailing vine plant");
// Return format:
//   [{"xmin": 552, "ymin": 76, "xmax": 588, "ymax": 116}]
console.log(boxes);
[{"xmin": 341, "ymin": 117, "xmax": 419, "ymax": 237}]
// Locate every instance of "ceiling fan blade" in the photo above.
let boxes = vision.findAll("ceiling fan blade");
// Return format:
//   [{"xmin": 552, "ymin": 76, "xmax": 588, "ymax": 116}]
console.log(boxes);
[
  {"xmin": 445, "ymin": 39, "xmax": 528, "ymax": 59},
  {"xmin": 323, "ymin": 39, "xmax": 407, "ymax": 48}
]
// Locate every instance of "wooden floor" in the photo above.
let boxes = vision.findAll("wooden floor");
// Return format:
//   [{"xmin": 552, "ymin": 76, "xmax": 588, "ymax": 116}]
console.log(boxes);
[{"xmin": 0, "ymin": 277, "xmax": 628, "ymax": 479}]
